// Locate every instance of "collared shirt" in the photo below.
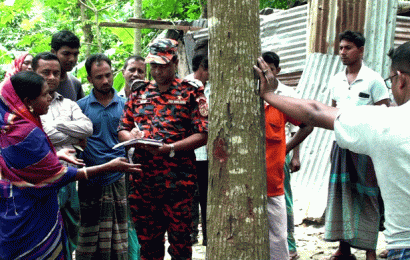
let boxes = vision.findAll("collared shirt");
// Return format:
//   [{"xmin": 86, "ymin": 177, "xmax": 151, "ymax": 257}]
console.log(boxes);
[
  {"xmin": 118, "ymin": 77, "xmax": 208, "ymax": 188},
  {"xmin": 40, "ymin": 92, "xmax": 93, "ymax": 155},
  {"xmin": 185, "ymin": 73, "xmax": 210, "ymax": 161},
  {"xmin": 77, "ymin": 89, "xmax": 126, "ymax": 186},
  {"xmin": 330, "ymin": 63, "xmax": 389, "ymax": 109},
  {"xmin": 334, "ymin": 101, "xmax": 410, "ymax": 250},
  {"xmin": 56, "ymin": 73, "xmax": 84, "ymax": 102},
  {"xmin": 265, "ymin": 81, "xmax": 301, "ymax": 197}
]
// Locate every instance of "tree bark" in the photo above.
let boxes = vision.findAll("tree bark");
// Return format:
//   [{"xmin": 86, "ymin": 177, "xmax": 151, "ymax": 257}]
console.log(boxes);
[
  {"xmin": 80, "ymin": 1, "xmax": 93, "ymax": 57},
  {"xmin": 207, "ymin": 0, "xmax": 269, "ymax": 259},
  {"xmin": 133, "ymin": 0, "xmax": 142, "ymax": 53}
]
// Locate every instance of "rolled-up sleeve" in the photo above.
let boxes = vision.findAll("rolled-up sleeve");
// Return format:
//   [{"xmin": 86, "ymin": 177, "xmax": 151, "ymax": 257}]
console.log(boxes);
[{"xmin": 55, "ymin": 101, "xmax": 93, "ymax": 139}]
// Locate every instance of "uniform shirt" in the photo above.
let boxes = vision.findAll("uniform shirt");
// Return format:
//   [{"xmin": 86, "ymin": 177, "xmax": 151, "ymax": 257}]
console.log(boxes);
[
  {"xmin": 334, "ymin": 102, "xmax": 410, "ymax": 250},
  {"xmin": 56, "ymin": 73, "xmax": 84, "ymax": 102},
  {"xmin": 330, "ymin": 64, "xmax": 389, "ymax": 109},
  {"xmin": 40, "ymin": 92, "xmax": 93, "ymax": 155},
  {"xmin": 77, "ymin": 89, "xmax": 126, "ymax": 186},
  {"xmin": 118, "ymin": 78, "xmax": 208, "ymax": 189},
  {"xmin": 265, "ymin": 82, "xmax": 301, "ymax": 197},
  {"xmin": 184, "ymin": 73, "xmax": 210, "ymax": 161}
]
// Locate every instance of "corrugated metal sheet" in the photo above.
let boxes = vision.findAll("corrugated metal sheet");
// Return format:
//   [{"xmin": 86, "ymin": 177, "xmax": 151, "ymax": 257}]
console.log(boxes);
[
  {"xmin": 363, "ymin": 0, "xmax": 398, "ymax": 77},
  {"xmin": 185, "ymin": 5, "xmax": 309, "ymax": 85},
  {"xmin": 395, "ymin": 16, "xmax": 410, "ymax": 48},
  {"xmin": 307, "ymin": 1, "xmax": 367, "ymax": 55},
  {"xmin": 291, "ymin": 53, "xmax": 344, "ymax": 220},
  {"xmin": 260, "ymin": 5, "xmax": 308, "ymax": 75}
]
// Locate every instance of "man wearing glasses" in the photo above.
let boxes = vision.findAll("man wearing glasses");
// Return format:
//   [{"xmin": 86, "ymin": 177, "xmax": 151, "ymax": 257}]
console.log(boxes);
[{"xmin": 325, "ymin": 30, "xmax": 390, "ymax": 260}]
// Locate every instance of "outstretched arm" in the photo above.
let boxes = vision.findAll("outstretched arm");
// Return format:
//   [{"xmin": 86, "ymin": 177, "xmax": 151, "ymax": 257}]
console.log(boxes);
[{"xmin": 254, "ymin": 57, "xmax": 339, "ymax": 130}]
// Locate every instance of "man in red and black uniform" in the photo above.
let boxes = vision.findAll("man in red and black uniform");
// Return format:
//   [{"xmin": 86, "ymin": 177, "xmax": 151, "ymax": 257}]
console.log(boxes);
[{"xmin": 118, "ymin": 38, "xmax": 208, "ymax": 260}]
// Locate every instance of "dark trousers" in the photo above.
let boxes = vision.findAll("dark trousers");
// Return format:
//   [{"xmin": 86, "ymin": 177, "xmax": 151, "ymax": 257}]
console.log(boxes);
[{"xmin": 192, "ymin": 161, "xmax": 208, "ymax": 245}]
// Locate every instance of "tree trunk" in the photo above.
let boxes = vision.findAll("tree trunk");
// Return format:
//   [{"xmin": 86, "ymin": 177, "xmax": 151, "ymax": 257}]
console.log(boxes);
[
  {"xmin": 80, "ymin": 1, "xmax": 93, "ymax": 57},
  {"xmin": 133, "ymin": 0, "xmax": 142, "ymax": 53},
  {"xmin": 207, "ymin": 0, "xmax": 269, "ymax": 259}
]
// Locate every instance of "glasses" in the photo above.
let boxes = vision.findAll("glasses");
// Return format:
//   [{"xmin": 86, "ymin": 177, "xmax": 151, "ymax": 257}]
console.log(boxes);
[{"xmin": 384, "ymin": 74, "xmax": 398, "ymax": 89}]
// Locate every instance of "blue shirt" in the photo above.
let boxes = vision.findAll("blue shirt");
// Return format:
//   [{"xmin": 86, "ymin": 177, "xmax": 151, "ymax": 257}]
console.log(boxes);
[{"xmin": 77, "ymin": 89, "xmax": 126, "ymax": 186}]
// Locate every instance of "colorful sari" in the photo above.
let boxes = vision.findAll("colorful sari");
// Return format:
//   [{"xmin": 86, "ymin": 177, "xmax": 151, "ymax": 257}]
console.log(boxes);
[
  {"xmin": 0, "ymin": 79, "xmax": 77, "ymax": 259},
  {"xmin": 4, "ymin": 53, "xmax": 30, "ymax": 80}
]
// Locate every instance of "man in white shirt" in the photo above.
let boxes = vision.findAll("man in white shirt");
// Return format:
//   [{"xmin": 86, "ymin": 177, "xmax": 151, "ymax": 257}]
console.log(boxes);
[
  {"xmin": 33, "ymin": 52, "xmax": 93, "ymax": 257},
  {"xmin": 254, "ymin": 40, "xmax": 410, "ymax": 260},
  {"xmin": 326, "ymin": 30, "xmax": 390, "ymax": 260}
]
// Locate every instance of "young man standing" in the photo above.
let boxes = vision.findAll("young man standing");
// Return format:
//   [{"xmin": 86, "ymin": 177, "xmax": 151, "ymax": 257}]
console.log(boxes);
[
  {"xmin": 118, "ymin": 38, "xmax": 208, "ymax": 260},
  {"xmin": 76, "ymin": 54, "xmax": 128, "ymax": 259},
  {"xmin": 34, "ymin": 52, "xmax": 93, "ymax": 258},
  {"xmin": 262, "ymin": 51, "xmax": 313, "ymax": 260},
  {"xmin": 254, "ymin": 40, "xmax": 410, "ymax": 260},
  {"xmin": 326, "ymin": 30, "xmax": 390, "ymax": 260},
  {"xmin": 51, "ymin": 30, "xmax": 84, "ymax": 101}
]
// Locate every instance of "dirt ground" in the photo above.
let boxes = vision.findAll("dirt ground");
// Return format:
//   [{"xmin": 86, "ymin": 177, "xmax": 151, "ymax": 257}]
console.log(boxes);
[{"xmin": 164, "ymin": 223, "xmax": 387, "ymax": 260}]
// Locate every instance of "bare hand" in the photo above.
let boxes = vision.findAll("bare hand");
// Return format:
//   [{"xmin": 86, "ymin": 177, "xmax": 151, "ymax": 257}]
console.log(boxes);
[
  {"xmin": 57, "ymin": 148, "xmax": 85, "ymax": 166},
  {"xmin": 108, "ymin": 157, "xmax": 142, "ymax": 173},
  {"xmin": 253, "ymin": 57, "xmax": 278, "ymax": 97},
  {"xmin": 290, "ymin": 157, "xmax": 301, "ymax": 172}
]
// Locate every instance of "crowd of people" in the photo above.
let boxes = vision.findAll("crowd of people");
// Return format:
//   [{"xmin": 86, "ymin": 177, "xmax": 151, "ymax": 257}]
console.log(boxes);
[{"xmin": 0, "ymin": 28, "xmax": 409, "ymax": 260}]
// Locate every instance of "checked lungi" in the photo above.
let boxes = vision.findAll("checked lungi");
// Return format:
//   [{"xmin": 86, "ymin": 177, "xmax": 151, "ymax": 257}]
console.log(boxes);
[{"xmin": 76, "ymin": 175, "xmax": 128, "ymax": 260}]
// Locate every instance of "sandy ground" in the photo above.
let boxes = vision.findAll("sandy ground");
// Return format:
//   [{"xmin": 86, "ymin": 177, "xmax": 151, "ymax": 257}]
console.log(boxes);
[{"xmin": 164, "ymin": 223, "xmax": 387, "ymax": 260}]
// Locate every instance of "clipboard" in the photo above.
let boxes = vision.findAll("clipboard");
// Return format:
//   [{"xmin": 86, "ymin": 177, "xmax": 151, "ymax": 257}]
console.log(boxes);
[{"xmin": 113, "ymin": 138, "xmax": 163, "ymax": 149}]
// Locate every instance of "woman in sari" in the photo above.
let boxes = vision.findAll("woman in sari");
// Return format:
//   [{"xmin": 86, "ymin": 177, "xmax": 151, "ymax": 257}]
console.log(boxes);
[
  {"xmin": 4, "ymin": 52, "xmax": 33, "ymax": 80},
  {"xmin": 0, "ymin": 71, "xmax": 141, "ymax": 260}
]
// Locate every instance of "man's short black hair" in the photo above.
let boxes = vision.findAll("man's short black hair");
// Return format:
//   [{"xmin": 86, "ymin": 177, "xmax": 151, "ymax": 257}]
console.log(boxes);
[
  {"xmin": 123, "ymin": 55, "xmax": 144, "ymax": 70},
  {"xmin": 51, "ymin": 30, "xmax": 80, "ymax": 52},
  {"xmin": 32, "ymin": 52, "xmax": 60, "ymax": 71},
  {"xmin": 262, "ymin": 51, "xmax": 280, "ymax": 68},
  {"xmin": 388, "ymin": 41, "xmax": 410, "ymax": 74},
  {"xmin": 192, "ymin": 53, "xmax": 208, "ymax": 72},
  {"xmin": 194, "ymin": 39, "xmax": 209, "ymax": 55},
  {"xmin": 339, "ymin": 30, "xmax": 365, "ymax": 48},
  {"xmin": 85, "ymin": 54, "xmax": 111, "ymax": 76}
]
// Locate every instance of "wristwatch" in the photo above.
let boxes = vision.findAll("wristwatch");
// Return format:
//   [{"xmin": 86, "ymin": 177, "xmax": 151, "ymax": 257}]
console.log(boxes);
[{"xmin": 169, "ymin": 144, "xmax": 175, "ymax": 158}]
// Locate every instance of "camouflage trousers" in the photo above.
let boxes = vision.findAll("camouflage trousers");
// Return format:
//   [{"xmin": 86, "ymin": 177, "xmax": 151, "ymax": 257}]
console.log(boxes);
[{"xmin": 129, "ymin": 186, "xmax": 195, "ymax": 260}]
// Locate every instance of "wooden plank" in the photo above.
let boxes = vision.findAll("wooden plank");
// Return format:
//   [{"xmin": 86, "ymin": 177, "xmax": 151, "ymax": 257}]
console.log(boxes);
[
  {"xmin": 127, "ymin": 18, "xmax": 174, "ymax": 25},
  {"xmin": 100, "ymin": 22, "xmax": 203, "ymax": 31}
]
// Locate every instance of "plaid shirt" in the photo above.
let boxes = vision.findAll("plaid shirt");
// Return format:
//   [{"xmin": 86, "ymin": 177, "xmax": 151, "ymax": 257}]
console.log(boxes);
[{"xmin": 118, "ymin": 77, "xmax": 208, "ymax": 188}]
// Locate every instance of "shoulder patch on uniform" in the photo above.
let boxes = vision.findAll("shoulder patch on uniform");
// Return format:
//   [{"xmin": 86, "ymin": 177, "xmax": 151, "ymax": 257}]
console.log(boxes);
[{"xmin": 197, "ymin": 95, "xmax": 208, "ymax": 117}]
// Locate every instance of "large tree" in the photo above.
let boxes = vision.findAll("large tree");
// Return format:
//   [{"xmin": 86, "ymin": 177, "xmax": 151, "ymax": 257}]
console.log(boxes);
[{"xmin": 207, "ymin": 0, "xmax": 269, "ymax": 259}]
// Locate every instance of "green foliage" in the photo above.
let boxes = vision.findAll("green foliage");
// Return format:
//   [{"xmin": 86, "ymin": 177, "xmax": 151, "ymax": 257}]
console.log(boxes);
[
  {"xmin": 113, "ymin": 71, "xmax": 125, "ymax": 93},
  {"xmin": 260, "ymin": 0, "xmax": 298, "ymax": 10},
  {"xmin": 142, "ymin": 0, "xmax": 202, "ymax": 21}
]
